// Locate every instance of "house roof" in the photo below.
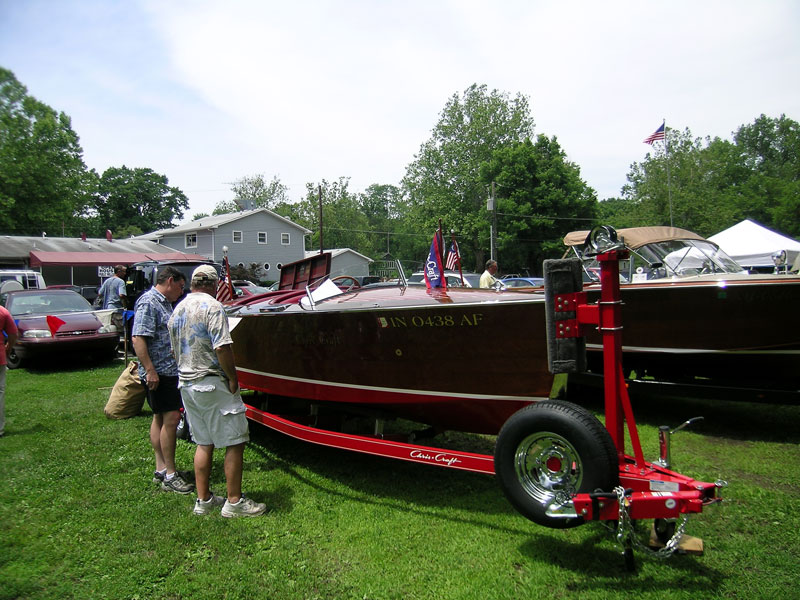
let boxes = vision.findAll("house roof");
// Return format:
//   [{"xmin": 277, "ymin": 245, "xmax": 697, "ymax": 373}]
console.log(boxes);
[
  {"xmin": 305, "ymin": 248, "xmax": 373, "ymax": 263},
  {"xmin": 29, "ymin": 250, "xmax": 209, "ymax": 267},
  {"xmin": 0, "ymin": 235, "xmax": 177, "ymax": 261},
  {"xmin": 138, "ymin": 208, "xmax": 312, "ymax": 239}
]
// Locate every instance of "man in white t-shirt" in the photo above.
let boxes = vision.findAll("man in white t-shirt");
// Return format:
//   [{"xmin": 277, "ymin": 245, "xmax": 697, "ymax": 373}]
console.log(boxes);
[{"xmin": 168, "ymin": 265, "xmax": 266, "ymax": 518}]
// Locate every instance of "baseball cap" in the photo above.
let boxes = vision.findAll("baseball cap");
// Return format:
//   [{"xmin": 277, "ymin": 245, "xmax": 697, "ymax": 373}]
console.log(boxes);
[{"xmin": 192, "ymin": 265, "xmax": 219, "ymax": 282}]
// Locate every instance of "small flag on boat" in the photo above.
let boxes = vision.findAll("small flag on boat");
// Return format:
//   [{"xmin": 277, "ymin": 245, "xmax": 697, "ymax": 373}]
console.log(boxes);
[
  {"xmin": 446, "ymin": 239, "xmax": 461, "ymax": 271},
  {"xmin": 216, "ymin": 255, "xmax": 234, "ymax": 302},
  {"xmin": 423, "ymin": 230, "xmax": 447, "ymax": 290},
  {"xmin": 644, "ymin": 122, "xmax": 666, "ymax": 145}
]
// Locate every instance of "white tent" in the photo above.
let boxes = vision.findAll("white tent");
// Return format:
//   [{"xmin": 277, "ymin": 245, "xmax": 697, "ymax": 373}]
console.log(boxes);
[{"xmin": 709, "ymin": 219, "xmax": 800, "ymax": 271}]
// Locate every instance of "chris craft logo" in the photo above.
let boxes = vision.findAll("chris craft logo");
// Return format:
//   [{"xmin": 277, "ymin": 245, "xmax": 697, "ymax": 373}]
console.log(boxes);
[{"xmin": 409, "ymin": 450, "xmax": 461, "ymax": 467}]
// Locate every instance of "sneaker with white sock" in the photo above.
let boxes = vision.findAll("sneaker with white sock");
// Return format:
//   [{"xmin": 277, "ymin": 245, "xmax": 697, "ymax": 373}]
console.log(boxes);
[
  {"xmin": 153, "ymin": 469, "xmax": 194, "ymax": 484},
  {"xmin": 161, "ymin": 474, "xmax": 195, "ymax": 494},
  {"xmin": 193, "ymin": 493, "xmax": 225, "ymax": 515},
  {"xmin": 221, "ymin": 495, "xmax": 267, "ymax": 518}
]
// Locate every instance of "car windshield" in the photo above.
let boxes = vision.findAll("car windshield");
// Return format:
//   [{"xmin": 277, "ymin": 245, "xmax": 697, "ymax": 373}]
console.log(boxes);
[{"xmin": 4, "ymin": 291, "xmax": 93, "ymax": 316}]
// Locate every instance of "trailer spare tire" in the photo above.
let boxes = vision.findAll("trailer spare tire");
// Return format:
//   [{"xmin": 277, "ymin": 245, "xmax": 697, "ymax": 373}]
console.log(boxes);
[{"xmin": 494, "ymin": 400, "xmax": 618, "ymax": 528}]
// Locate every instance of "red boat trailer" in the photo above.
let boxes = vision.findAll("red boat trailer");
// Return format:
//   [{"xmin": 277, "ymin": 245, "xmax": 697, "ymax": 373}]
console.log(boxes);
[{"xmin": 242, "ymin": 228, "xmax": 724, "ymax": 568}]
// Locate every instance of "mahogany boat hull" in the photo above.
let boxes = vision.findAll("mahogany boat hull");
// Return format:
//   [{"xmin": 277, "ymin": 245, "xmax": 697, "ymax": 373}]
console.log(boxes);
[
  {"xmin": 231, "ymin": 273, "xmax": 800, "ymax": 436},
  {"xmin": 586, "ymin": 276, "xmax": 800, "ymax": 394},
  {"xmin": 232, "ymin": 287, "xmax": 552, "ymax": 434}
]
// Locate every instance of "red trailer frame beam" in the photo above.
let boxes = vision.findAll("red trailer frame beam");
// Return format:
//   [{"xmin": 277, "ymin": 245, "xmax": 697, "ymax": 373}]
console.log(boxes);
[{"xmin": 245, "ymin": 404, "xmax": 496, "ymax": 475}]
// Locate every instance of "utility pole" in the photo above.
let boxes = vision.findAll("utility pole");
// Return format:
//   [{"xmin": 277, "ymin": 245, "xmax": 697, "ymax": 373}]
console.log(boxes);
[
  {"xmin": 318, "ymin": 185, "xmax": 323, "ymax": 253},
  {"xmin": 488, "ymin": 182, "xmax": 497, "ymax": 261}
]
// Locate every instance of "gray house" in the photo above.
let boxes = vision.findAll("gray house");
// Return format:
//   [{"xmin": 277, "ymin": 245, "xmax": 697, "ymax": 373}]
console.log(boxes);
[
  {"xmin": 306, "ymin": 248, "xmax": 373, "ymax": 278},
  {"xmin": 139, "ymin": 209, "xmax": 311, "ymax": 281}
]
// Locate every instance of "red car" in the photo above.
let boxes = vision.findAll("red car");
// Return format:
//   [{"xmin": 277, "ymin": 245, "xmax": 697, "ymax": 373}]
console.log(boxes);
[{"xmin": 1, "ymin": 289, "xmax": 119, "ymax": 369}]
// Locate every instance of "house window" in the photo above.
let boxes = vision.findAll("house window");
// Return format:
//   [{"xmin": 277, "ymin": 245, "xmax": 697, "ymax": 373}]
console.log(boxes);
[
  {"xmin": 232, "ymin": 231, "xmax": 243, "ymax": 243},
  {"xmin": 258, "ymin": 232, "xmax": 267, "ymax": 244},
  {"xmin": 276, "ymin": 263, "xmax": 282, "ymax": 271},
  {"xmin": 263, "ymin": 263, "xmax": 270, "ymax": 271},
  {"xmin": 185, "ymin": 233, "xmax": 197, "ymax": 248},
  {"xmin": 281, "ymin": 233, "xmax": 290, "ymax": 245}
]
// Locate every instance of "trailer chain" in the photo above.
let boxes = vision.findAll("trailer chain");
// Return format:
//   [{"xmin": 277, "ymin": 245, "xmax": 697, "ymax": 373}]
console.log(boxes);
[{"xmin": 611, "ymin": 486, "xmax": 690, "ymax": 560}]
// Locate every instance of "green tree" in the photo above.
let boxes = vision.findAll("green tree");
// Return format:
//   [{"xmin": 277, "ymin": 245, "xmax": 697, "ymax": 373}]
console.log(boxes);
[
  {"xmin": 213, "ymin": 174, "xmax": 290, "ymax": 214},
  {"xmin": 480, "ymin": 136, "xmax": 597, "ymax": 274},
  {"xmin": 358, "ymin": 184, "xmax": 403, "ymax": 258},
  {"xmin": 620, "ymin": 115, "xmax": 800, "ymax": 238},
  {"xmin": 622, "ymin": 128, "xmax": 742, "ymax": 236},
  {"xmin": 294, "ymin": 178, "xmax": 372, "ymax": 258},
  {"xmin": 733, "ymin": 114, "xmax": 800, "ymax": 236},
  {"xmin": 212, "ymin": 200, "xmax": 239, "ymax": 215},
  {"xmin": 0, "ymin": 67, "xmax": 96, "ymax": 235},
  {"xmin": 402, "ymin": 84, "xmax": 535, "ymax": 271},
  {"xmin": 596, "ymin": 197, "xmax": 641, "ymax": 229},
  {"xmin": 232, "ymin": 173, "xmax": 289, "ymax": 210},
  {"xmin": 93, "ymin": 166, "xmax": 188, "ymax": 235}
]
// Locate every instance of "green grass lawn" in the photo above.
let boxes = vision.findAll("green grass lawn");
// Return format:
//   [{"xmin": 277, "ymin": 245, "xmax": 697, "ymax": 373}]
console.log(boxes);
[{"xmin": 1, "ymin": 360, "xmax": 798, "ymax": 599}]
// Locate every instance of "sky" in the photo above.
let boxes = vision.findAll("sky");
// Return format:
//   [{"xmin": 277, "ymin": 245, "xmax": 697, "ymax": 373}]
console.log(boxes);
[{"xmin": 2, "ymin": 0, "xmax": 799, "ymax": 223}]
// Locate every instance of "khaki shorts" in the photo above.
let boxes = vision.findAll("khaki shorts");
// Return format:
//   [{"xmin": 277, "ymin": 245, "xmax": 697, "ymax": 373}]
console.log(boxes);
[{"xmin": 179, "ymin": 375, "xmax": 249, "ymax": 448}]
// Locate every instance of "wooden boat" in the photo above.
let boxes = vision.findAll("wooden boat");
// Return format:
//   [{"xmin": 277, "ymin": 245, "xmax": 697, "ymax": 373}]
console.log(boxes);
[
  {"xmin": 231, "ymin": 284, "xmax": 551, "ymax": 434},
  {"xmin": 228, "ymin": 242, "xmax": 723, "ymax": 561},
  {"xmin": 562, "ymin": 226, "xmax": 800, "ymax": 402}
]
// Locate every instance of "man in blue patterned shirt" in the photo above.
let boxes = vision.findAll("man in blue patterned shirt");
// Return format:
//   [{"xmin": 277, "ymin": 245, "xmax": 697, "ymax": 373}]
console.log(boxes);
[{"xmin": 132, "ymin": 266, "xmax": 194, "ymax": 494}]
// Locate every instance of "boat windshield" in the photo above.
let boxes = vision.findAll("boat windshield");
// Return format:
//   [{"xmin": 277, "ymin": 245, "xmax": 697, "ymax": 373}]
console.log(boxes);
[{"xmin": 572, "ymin": 238, "xmax": 744, "ymax": 282}]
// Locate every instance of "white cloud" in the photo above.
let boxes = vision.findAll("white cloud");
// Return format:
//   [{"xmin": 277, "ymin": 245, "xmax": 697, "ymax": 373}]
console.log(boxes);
[{"xmin": 2, "ymin": 0, "xmax": 799, "ymax": 218}]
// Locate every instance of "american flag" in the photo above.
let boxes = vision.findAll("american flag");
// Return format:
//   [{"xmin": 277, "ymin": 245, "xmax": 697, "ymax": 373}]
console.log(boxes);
[
  {"xmin": 644, "ymin": 122, "xmax": 666, "ymax": 145},
  {"xmin": 445, "ymin": 240, "xmax": 460, "ymax": 270},
  {"xmin": 216, "ymin": 256, "xmax": 234, "ymax": 302}
]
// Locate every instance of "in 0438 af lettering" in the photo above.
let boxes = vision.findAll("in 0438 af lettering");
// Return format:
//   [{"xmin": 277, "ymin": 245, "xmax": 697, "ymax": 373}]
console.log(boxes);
[{"xmin": 378, "ymin": 313, "xmax": 483, "ymax": 328}]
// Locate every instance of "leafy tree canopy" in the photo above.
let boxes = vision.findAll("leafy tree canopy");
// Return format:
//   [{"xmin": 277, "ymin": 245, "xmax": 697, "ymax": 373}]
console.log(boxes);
[
  {"xmin": 91, "ymin": 166, "xmax": 188, "ymax": 236},
  {"xmin": 402, "ymin": 84, "xmax": 535, "ymax": 271},
  {"xmin": 293, "ymin": 178, "xmax": 371, "ymax": 258},
  {"xmin": 0, "ymin": 66, "xmax": 96, "ymax": 235},
  {"xmin": 480, "ymin": 136, "xmax": 597, "ymax": 275},
  {"xmin": 213, "ymin": 174, "xmax": 290, "ymax": 214},
  {"xmin": 356, "ymin": 184, "xmax": 404, "ymax": 258},
  {"xmin": 620, "ymin": 115, "xmax": 800, "ymax": 238}
]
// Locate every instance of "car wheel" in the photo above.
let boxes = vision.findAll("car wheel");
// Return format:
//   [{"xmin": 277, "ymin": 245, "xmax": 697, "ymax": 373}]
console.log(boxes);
[
  {"xmin": 6, "ymin": 347, "xmax": 22, "ymax": 370},
  {"xmin": 494, "ymin": 400, "xmax": 618, "ymax": 528}
]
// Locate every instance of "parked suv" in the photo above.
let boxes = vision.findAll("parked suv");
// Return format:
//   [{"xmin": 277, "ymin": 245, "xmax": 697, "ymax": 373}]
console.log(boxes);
[{"xmin": 0, "ymin": 269, "xmax": 46, "ymax": 292}]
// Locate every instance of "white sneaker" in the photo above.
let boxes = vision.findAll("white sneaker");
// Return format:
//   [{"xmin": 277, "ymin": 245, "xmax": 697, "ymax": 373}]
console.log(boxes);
[
  {"xmin": 193, "ymin": 493, "xmax": 225, "ymax": 515},
  {"xmin": 221, "ymin": 495, "xmax": 267, "ymax": 518}
]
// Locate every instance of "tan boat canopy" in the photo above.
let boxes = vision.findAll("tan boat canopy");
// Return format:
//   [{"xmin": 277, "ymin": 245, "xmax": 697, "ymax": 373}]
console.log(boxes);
[{"xmin": 563, "ymin": 227, "xmax": 707, "ymax": 250}]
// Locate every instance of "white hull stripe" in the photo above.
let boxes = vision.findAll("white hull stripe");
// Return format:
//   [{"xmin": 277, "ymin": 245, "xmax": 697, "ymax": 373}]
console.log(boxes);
[
  {"xmin": 237, "ymin": 367, "xmax": 538, "ymax": 402},
  {"xmin": 587, "ymin": 344, "xmax": 800, "ymax": 355}
]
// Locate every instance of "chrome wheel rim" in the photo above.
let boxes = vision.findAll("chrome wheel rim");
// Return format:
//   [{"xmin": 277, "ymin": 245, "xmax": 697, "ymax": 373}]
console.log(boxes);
[{"xmin": 513, "ymin": 431, "xmax": 583, "ymax": 505}]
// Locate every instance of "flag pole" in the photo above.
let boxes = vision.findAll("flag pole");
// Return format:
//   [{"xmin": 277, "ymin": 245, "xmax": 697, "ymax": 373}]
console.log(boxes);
[
  {"xmin": 223, "ymin": 246, "xmax": 233, "ymax": 298},
  {"xmin": 450, "ymin": 230, "xmax": 465, "ymax": 286},
  {"xmin": 664, "ymin": 119, "xmax": 673, "ymax": 227}
]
